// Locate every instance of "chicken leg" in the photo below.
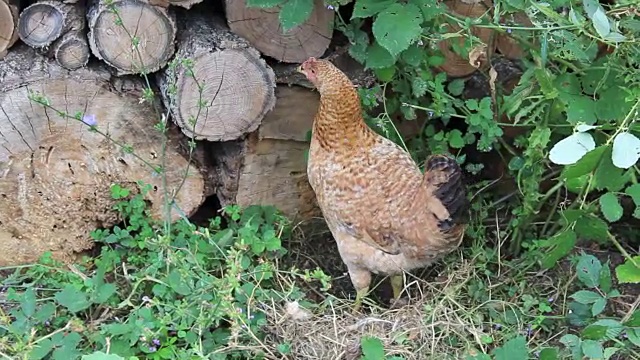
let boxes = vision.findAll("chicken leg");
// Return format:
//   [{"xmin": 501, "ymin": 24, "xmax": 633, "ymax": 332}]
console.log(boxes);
[{"xmin": 347, "ymin": 266, "xmax": 372, "ymax": 313}]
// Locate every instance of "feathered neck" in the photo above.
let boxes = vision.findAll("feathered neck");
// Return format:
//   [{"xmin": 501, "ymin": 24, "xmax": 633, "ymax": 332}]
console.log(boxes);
[{"xmin": 312, "ymin": 85, "xmax": 376, "ymax": 150}]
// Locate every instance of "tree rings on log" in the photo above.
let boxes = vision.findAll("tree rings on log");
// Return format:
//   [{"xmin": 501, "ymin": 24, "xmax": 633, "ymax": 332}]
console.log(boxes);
[
  {"xmin": 0, "ymin": 45, "xmax": 205, "ymax": 266},
  {"xmin": 51, "ymin": 31, "xmax": 90, "ymax": 70},
  {"xmin": 225, "ymin": 0, "xmax": 334, "ymax": 63},
  {"xmin": 215, "ymin": 85, "xmax": 321, "ymax": 222},
  {"xmin": 437, "ymin": 0, "xmax": 495, "ymax": 77},
  {"xmin": 0, "ymin": 0, "xmax": 19, "ymax": 59},
  {"xmin": 158, "ymin": 14, "xmax": 276, "ymax": 142},
  {"xmin": 18, "ymin": 0, "xmax": 82, "ymax": 48},
  {"xmin": 87, "ymin": 0, "xmax": 176, "ymax": 75}
]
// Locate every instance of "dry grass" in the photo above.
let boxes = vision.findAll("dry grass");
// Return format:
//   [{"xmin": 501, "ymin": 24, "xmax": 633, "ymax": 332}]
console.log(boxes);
[{"xmin": 253, "ymin": 256, "xmax": 552, "ymax": 360}]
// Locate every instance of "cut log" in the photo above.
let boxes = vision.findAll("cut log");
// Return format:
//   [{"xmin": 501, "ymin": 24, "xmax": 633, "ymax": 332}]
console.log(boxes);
[
  {"xmin": 157, "ymin": 14, "xmax": 276, "ymax": 142},
  {"xmin": 225, "ymin": 0, "xmax": 334, "ymax": 63},
  {"xmin": 0, "ymin": 0, "xmax": 19, "ymax": 59},
  {"xmin": 0, "ymin": 45, "xmax": 205, "ymax": 266},
  {"xmin": 18, "ymin": 0, "xmax": 90, "ymax": 70},
  {"xmin": 214, "ymin": 85, "xmax": 321, "ymax": 222},
  {"xmin": 436, "ymin": 0, "xmax": 495, "ymax": 77},
  {"xmin": 50, "ymin": 30, "xmax": 90, "ymax": 70},
  {"xmin": 18, "ymin": 0, "xmax": 81, "ymax": 48},
  {"xmin": 87, "ymin": 0, "xmax": 176, "ymax": 75}
]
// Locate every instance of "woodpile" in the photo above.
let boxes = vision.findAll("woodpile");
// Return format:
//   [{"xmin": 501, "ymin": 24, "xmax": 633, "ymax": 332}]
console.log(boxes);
[{"xmin": 0, "ymin": 0, "xmax": 347, "ymax": 266}]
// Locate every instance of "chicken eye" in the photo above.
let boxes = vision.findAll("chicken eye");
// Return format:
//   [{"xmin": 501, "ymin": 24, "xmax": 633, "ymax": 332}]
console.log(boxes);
[{"xmin": 310, "ymin": 68, "xmax": 316, "ymax": 74}]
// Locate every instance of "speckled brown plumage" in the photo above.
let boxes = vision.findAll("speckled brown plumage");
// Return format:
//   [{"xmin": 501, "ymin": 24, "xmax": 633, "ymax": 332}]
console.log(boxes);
[{"xmin": 298, "ymin": 57, "xmax": 470, "ymax": 310}]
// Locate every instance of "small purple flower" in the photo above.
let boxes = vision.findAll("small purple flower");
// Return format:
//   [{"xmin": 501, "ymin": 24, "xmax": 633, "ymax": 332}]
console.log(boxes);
[
  {"xmin": 82, "ymin": 114, "xmax": 97, "ymax": 126},
  {"xmin": 142, "ymin": 296, "xmax": 151, "ymax": 303},
  {"xmin": 524, "ymin": 324, "xmax": 534, "ymax": 337},
  {"xmin": 494, "ymin": 324, "xmax": 502, "ymax": 330},
  {"xmin": 417, "ymin": 39, "xmax": 424, "ymax": 46},
  {"xmin": 148, "ymin": 346, "xmax": 157, "ymax": 352},
  {"xmin": 45, "ymin": 320, "xmax": 51, "ymax": 326},
  {"xmin": 534, "ymin": 350, "xmax": 540, "ymax": 358},
  {"xmin": 621, "ymin": 332, "xmax": 628, "ymax": 339},
  {"xmin": 548, "ymin": 297, "xmax": 554, "ymax": 303},
  {"xmin": 428, "ymin": 111, "xmax": 434, "ymax": 117},
  {"xmin": 326, "ymin": 4, "xmax": 334, "ymax": 10},
  {"xmin": 506, "ymin": 28, "xmax": 512, "ymax": 34},
  {"xmin": 152, "ymin": 338, "xmax": 160, "ymax": 346}
]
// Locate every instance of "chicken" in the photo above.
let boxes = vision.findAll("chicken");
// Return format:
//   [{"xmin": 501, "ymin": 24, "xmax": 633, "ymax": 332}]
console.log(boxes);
[{"xmin": 296, "ymin": 57, "xmax": 470, "ymax": 310}]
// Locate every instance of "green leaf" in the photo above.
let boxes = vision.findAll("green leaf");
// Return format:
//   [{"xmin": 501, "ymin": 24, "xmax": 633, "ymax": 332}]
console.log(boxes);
[
  {"xmin": 570, "ymin": 290, "xmax": 602, "ymax": 304},
  {"xmin": 95, "ymin": 283, "xmax": 116, "ymax": 303},
  {"xmin": 492, "ymin": 335, "xmax": 528, "ymax": 360},
  {"xmin": 599, "ymin": 263, "xmax": 612, "ymax": 293},
  {"xmin": 625, "ymin": 184, "xmax": 640, "ymax": 205},
  {"xmin": 448, "ymin": 79, "xmax": 465, "ymax": 96},
  {"xmin": 560, "ymin": 145, "xmax": 607, "ymax": 180},
  {"xmin": 54, "ymin": 286, "xmax": 91, "ymax": 313},
  {"xmin": 574, "ymin": 213, "xmax": 609, "ymax": 243},
  {"xmin": 82, "ymin": 352, "xmax": 126, "ymax": 360},
  {"xmin": 581, "ymin": 339, "xmax": 603, "ymax": 359},
  {"xmin": 541, "ymin": 229, "xmax": 577, "ymax": 269},
  {"xmin": 534, "ymin": 68, "xmax": 558, "ymax": 99},
  {"xmin": 560, "ymin": 334, "xmax": 582, "ymax": 359},
  {"xmin": 624, "ymin": 310, "xmax": 640, "ymax": 326},
  {"xmin": 30, "ymin": 339, "xmax": 54, "ymax": 360},
  {"xmin": 400, "ymin": 45, "xmax": 424, "ymax": 67},
  {"xmin": 594, "ymin": 146, "xmax": 628, "ymax": 192},
  {"xmin": 539, "ymin": 347, "xmax": 559, "ymax": 360},
  {"xmin": 592, "ymin": 297, "xmax": 606, "ymax": 316},
  {"xmin": 279, "ymin": 0, "xmax": 314, "ymax": 32},
  {"xmin": 167, "ymin": 268, "xmax": 192, "ymax": 296},
  {"xmin": 352, "ymin": 0, "xmax": 395, "ymax": 18},
  {"xmin": 576, "ymin": 253, "xmax": 602, "ymax": 288},
  {"xmin": 582, "ymin": 0, "xmax": 599, "ymax": 18},
  {"xmin": 372, "ymin": 3, "xmax": 423, "ymax": 57},
  {"xmin": 366, "ymin": 42, "xmax": 396, "ymax": 69},
  {"xmin": 409, "ymin": 0, "xmax": 446, "ymax": 21},
  {"xmin": 596, "ymin": 86, "xmax": 633, "ymax": 121},
  {"xmin": 52, "ymin": 332, "xmax": 82, "ymax": 360},
  {"xmin": 21, "ymin": 288, "xmax": 36, "ymax": 317},
  {"xmin": 549, "ymin": 132, "xmax": 596, "ymax": 165},
  {"xmin": 615, "ymin": 256, "xmax": 640, "ymax": 284},
  {"xmin": 448, "ymin": 130, "xmax": 465, "ymax": 149},
  {"xmin": 599, "ymin": 192, "xmax": 623, "ymax": 223},
  {"xmin": 361, "ymin": 336, "xmax": 385, "ymax": 359},
  {"xmin": 566, "ymin": 96, "xmax": 597, "ymax": 125},
  {"xmin": 591, "ymin": 8, "xmax": 611, "ymax": 38},
  {"xmin": 245, "ymin": 0, "xmax": 286, "ymax": 8},
  {"xmin": 611, "ymin": 132, "xmax": 640, "ymax": 169}
]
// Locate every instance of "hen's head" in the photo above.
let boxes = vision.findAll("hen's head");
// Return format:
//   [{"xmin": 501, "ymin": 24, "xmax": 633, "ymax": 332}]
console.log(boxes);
[{"xmin": 297, "ymin": 57, "xmax": 353, "ymax": 95}]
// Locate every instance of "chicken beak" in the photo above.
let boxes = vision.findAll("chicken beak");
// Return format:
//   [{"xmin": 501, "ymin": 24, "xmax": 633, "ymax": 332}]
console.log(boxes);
[{"xmin": 296, "ymin": 65, "xmax": 304, "ymax": 74}]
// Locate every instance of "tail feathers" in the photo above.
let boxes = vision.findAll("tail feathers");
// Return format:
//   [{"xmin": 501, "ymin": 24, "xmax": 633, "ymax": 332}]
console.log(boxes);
[{"xmin": 423, "ymin": 154, "xmax": 470, "ymax": 232}]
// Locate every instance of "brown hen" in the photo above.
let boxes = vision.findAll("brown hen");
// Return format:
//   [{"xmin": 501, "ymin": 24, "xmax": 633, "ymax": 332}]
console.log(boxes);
[{"xmin": 297, "ymin": 57, "xmax": 470, "ymax": 311}]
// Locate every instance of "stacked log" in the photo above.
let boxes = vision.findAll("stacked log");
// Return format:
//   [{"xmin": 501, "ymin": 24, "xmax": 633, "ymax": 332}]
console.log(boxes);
[
  {"xmin": 0, "ymin": 0, "xmax": 20, "ymax": 59},
  {"xmin": 18, "ymin": 0, "xmax": 90, "ymax": 69},
  {"xmin": 87, "ymin": 0, "xmax": 177, "ymax": 74},
  {"xmin": 0, "ymin": 45, "xmax": 205, "ymax": 265}
]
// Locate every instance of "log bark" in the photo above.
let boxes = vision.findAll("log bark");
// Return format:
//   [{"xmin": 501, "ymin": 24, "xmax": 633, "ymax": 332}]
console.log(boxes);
[
  {"xmin": 225, "ymin": 0, "xmax": 334, "ymax": 63},
  {"xmin": 0, "ymin": 0, "xmax": 19, "ymax": 59},
  {"xmin": 214, "ymin": 85, "xmax": 321, "ymax": 222},
  {"xmin": 157, "ymin": 14, "xmax": 276, "ymax": 142},
  {"xmin": 0, "ymin": 45, "xmax": 205, "ymax": 266},
  {"xmin": 87, "ymin": 0, "xmax": 176, "ymax": 75}
]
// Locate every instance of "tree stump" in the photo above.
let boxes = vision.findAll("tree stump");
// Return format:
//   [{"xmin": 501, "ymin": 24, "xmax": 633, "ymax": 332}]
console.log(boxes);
[
  {"xmin": 157, "ymin": 14, "xmax": 276, "ymax": 142},
  {"xmin": 0, "ymin": 45, "xmax": 205, "ymax": 266},
  {"xmin": 214, "ymin": 85, "xmax": 321, "ymax": 222},
  {"xmin": 87, "ymin": 0, "xmax": 176, "ymax": 75},
  {"xmin": 225, "ymin": 0, "xmax": 334, "ymax": 63},
  {"xmin": 0, "ymin": 0, "xmax": 19, "ymax": 59}
]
